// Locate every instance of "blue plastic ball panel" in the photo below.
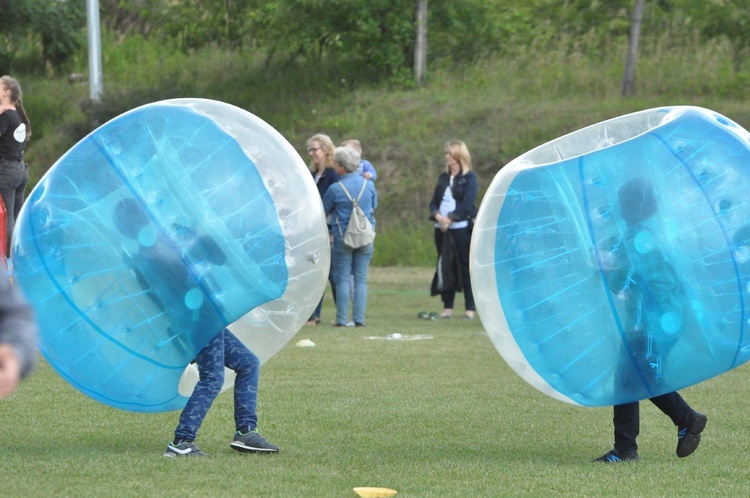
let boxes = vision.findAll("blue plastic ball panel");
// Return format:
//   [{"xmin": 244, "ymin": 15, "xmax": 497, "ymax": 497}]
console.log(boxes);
[
  {"xmin": 471, "ymin": 106, "xmax": 750, "ymax": 406},
  {"xmin": 13, "ymin": 99, "xmax": 329, "ymax": 412}
]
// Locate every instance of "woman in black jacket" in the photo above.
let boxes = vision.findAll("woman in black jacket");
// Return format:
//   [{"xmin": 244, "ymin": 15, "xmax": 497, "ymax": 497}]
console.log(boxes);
[
  {"xmin": 306, "ymin": 133, "xmax": 339, "ymax": 325},
  {"xmin": 429, "ymin": 140, "xmax": 478, "ymax": 319}
]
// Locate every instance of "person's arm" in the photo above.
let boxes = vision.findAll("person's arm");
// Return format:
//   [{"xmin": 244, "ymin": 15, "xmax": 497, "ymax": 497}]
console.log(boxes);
[
  {"xmin": 0, "ymin": 112, "xmax": 9, "ymax": 136},
  {"xmin": 429, "ymin": 174, "xmax": 447, "ymax": 221},
  {"xmin": 361, "ymin": 160, "xmax": 377, "ymax": 181},
  {"xmin": 322, "ymin": 183, "xmax": 338, "ymax": 216},
  {"xmin": 368, "ymin": 182, "xmax": 378, "ymax": 224},
  {"xmin": 0, "ymin": 272, "xmax": 38, "ymax": 398},
  {"xmin": 0, "ymin": 344, "xmax": 21, "ymax": 398},
  {"xmin": 448, "ymin": 172, "xmax": 478, "ymax": 221}
]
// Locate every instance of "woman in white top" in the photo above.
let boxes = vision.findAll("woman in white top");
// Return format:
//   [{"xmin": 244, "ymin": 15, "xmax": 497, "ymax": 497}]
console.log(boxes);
[{"xmin": 428, "ymin": 140, "xmax": 479, "ymax": 319}]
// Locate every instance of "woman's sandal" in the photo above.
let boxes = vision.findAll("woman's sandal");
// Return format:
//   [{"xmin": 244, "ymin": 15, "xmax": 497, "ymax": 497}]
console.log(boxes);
[{"xmin": 418, "ymin": 311, "xmax": 441, "ymax": 320}]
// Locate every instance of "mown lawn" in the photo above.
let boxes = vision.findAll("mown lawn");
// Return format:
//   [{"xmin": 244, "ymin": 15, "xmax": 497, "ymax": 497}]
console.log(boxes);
[{"xmin": 1, "ymin": 266, "xmax": 748, "ymax": 497}]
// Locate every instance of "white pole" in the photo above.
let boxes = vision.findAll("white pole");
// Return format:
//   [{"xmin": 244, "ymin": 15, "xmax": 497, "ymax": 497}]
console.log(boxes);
[
  {"xmin": 87, "ymin": 0, "xmax": 103, "ymax": 101},
  {"xmin": 414, "ymin": 0, "xmax": 428, "ymax": 85}
]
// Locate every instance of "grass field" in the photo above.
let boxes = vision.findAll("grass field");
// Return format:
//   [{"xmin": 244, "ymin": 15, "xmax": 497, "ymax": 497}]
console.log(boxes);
[{"xmin": 1, "ymin": 266, "xmax": 749, "ymax": 497}]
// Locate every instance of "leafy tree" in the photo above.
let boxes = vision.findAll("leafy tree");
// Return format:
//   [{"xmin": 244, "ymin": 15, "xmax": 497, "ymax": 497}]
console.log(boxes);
[
  {"xmin": 246, "ymin": 0, "xmax": 414, "ymax": 80},
  {"xmin": 248, "ymin": 0, "xmax": 538, "ymax": 81},
  {"xmin": 99, "ymin": 0, "xmax": 163, "ymax": 36},
  {"xmin": 100, "ymin": 0, "xmax": 263, "ymax": 50},
  {"xmin": 678, "ymin": 0, "xmax": 750, "ymax": 72},
  {"xmin": 36, "ymin": 0, "xmax": 87, "ymax": 69},
  {"xmin": 428, "ymin": 0, "xmax": 533, "ymax": 60},
  {"xmin": 0, "ymin": 0, "xmax": 86, "ymax": 73}
]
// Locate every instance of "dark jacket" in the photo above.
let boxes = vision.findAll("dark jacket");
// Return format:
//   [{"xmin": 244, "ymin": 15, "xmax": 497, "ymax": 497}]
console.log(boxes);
[
  {"xmin": 431, "ymin": 229, "xmax": 462, "ymax": 296},
  {"xmin": 313, "ymin": 167, "xmax": 340, "ymax": 200},
  {"xmin": 0, "ymin": 265, "xmax": 38, "ymax": 380},
  {"xmin": 429, "ymin": 171, "xmax": 478, "ymax": 222}
]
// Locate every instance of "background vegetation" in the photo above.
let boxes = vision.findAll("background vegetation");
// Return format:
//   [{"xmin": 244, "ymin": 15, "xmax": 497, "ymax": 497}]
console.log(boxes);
[
  {"xmin": 2, "ymin": 267, "xmax": 748, "ymax": 497},
  {"xmin": 2, "ymin": 0, "xmax": 750, "ymax": 265}
]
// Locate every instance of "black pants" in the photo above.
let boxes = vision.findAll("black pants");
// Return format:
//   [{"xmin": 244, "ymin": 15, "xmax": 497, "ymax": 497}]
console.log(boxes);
[
  {"xmin": 433, "ymin": 226, "xmax": 475, "ymax": 311},
  {"xmin": 0, "ymin": 159, "xmax": 28, "ymax": 256},
  {"xmin": 613, "ymin": 392, "xmax": 692, "ymax": 452}
]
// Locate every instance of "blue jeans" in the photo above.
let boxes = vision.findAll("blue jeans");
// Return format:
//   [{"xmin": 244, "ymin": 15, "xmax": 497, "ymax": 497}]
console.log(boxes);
[
  {"xmin": 174, "ymin": 329, "xmax": 259, "ymax": 442},
  {"xmin": 0, "ymin": 159, "xmax": 28, "ymax": 255},
  {"xmin": 331, "ymin": 237, "xmax": 374, "ymax": 325},
  {"xmin": 311, "ymin": 264, "xmax": 336, "ymax": 320},
  {"xmin": 311, "ymin": 229, "xmax": 337, "ymax": 320}
]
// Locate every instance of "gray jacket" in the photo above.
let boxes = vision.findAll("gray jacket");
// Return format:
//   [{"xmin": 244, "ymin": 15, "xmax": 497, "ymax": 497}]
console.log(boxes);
[{"xmin": 0, "ymin": 270, "xmax": 38, "ymax": 379}]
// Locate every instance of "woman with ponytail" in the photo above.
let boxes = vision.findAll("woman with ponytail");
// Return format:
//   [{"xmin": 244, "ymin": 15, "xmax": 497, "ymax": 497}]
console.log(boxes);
[{"xmin": 0, "ymin": 75, "xmax": 31, "ymax": 256}]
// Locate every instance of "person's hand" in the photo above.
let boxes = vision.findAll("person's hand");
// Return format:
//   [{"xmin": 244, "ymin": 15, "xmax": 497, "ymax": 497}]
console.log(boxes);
[
  {"xmin": 0, "ymin": 344, "xmax": 21, "ymax": 399},
  {"xmin": 364, "ymin": 172, "xmax": 372, "ymax": 179},
  {"xmin": 436, "ymin": 214, "xmax": 450, "ymax": 232}
]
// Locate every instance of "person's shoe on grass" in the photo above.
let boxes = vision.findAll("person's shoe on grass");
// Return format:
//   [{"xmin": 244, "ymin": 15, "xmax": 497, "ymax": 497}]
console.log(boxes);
[
  {"xmin": 677, "ymin": 411, "xmax": 707, "ymax": 458},
  {"xmin": 164, "ymin": 440, "xmax": 208, "ymax": 457},
  {"xmin": 230, "ymin": 429, "xmax": 279, "ymax": 453},
  {"xmin": 593, "ymin": 449, "xmax": 639, "ymax": 463}
]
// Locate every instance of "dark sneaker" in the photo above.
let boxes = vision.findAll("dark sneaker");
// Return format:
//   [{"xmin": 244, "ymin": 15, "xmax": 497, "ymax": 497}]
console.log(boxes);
[
  {"xmin": 230, "ymin": 430, "xmax": 280, "ymax": 453},
  {"xmin": 677, "ymin": 411, "xmax": 707, "ymax": 458},
  {"xmin": 593, "ymin": 449, "xmax": 639, "ymax": 463},
  {"xmin": 164, "ymin": 441, "xmax": 208, "ymax": 457}
]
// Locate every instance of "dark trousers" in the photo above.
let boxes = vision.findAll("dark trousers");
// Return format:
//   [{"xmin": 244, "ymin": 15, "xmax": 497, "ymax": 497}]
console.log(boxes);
[
  {"xmin": 613, "ymin": 391, "xmax": 692, "ymax": 453},
  {"xmin": 433, "ymin": 226, "xmax": 475, "ymax": 311},
  {"xmin": 0, "ymin": 159, "xmax": 28, "ymax": 256}
]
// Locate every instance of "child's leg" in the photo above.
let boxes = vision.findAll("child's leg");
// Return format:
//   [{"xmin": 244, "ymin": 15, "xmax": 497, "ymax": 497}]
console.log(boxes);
[
  {"xmin": 224, "ymin": 330, "xmax": 260, "ymax": 432},
  {"xmin": 649, "ymin": 391, "xmax": 692, "ymax": 426},
  {"xmin": 613, "ymin": 401, "xmax": 640, "ymax": 453},
  {"xmin": 174, "ymin": 330, "xmax": 226, "ymax": 442}
]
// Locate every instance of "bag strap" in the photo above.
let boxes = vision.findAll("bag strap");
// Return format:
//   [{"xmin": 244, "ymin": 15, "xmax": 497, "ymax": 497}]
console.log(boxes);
[
  {"xmin": 336, "ymin": 179, "xmax": 368, "ymax": 239},
  {"xmin": 339, "ymin": 179, "xmax": 368, "ymax": 207}
]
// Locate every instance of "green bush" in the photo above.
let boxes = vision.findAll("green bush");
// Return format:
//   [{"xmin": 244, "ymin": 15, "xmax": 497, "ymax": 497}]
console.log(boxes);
[{"xmin": 372, "ymin": 225, "xmax": 435, "ymax": 267}]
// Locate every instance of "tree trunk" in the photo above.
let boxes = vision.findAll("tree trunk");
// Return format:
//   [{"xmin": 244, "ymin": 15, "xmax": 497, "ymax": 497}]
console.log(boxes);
[
  {"xmin": 414, "ymin": 0, "xmax": 428, "ymax": 85},
  {"xmin": 622, "ymin": 0, "xmax": 646, "ymax": 97}
]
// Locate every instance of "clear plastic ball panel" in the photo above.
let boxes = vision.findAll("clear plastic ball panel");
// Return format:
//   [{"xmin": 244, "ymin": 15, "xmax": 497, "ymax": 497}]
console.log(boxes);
[
  {"xmin": 472, "ymin": 107, "xmax": 750, "ymax": 406},
  {"xmin": 12, "ymin": 100, "xmax": 328, "ymax": 412}
]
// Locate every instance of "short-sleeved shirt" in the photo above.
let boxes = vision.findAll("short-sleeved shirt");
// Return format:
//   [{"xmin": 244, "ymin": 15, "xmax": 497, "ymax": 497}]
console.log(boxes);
[{"xmin": 0, "ymin": 110, "xmax": 26, "ymax": 161}]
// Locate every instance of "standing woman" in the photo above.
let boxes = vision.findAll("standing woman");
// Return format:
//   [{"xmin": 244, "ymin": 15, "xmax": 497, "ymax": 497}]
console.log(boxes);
[
  {"xmin": 0, "ymin": 76, "xmax": 31, "ymax": 257},
  {"xmin": 429, "ymin": 140, "xmax": 478, "ymax": 319},
  {"xmin": 323, "ymin": 146, "xmax": 376, "ymax": 327},
  {"xmin": 306, "ymin": 133, "xmax": 339, "ymax": 326}
]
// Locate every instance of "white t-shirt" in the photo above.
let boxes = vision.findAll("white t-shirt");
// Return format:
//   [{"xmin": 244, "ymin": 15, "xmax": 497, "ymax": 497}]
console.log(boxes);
[{"xmin": 434, "ymin": 176, "xmax": 468, "ymax": 230}]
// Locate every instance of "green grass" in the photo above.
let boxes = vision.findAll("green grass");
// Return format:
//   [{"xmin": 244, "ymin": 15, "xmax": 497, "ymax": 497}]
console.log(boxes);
[{"xmin": 2, "ymin": 266, "xmax": 749, "ymax": 497}]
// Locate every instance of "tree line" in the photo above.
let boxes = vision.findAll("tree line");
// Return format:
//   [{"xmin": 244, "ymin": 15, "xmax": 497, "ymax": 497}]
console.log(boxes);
[{"xmin": 2, "ymin": 0, "xmax": 750, "ymax": 87}]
